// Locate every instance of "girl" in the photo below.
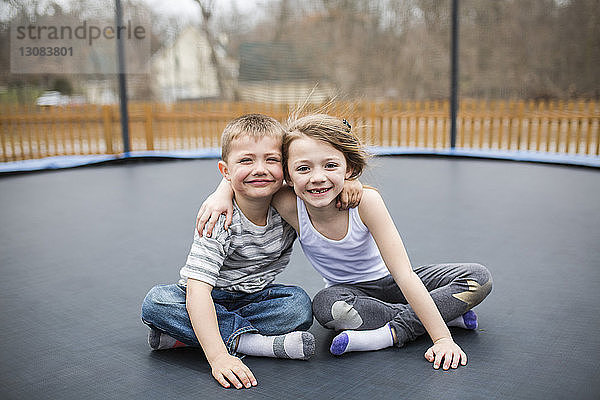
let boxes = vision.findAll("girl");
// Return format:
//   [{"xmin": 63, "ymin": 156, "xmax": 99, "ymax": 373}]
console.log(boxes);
[{"xmin": 198, "ymin": 114, "xmax": 492, "ymax": 370}]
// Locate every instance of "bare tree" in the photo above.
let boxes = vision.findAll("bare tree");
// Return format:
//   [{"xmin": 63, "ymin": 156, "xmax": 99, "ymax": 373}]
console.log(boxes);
[
  {"xmin": 273, "ymin": 0, "xmax": 290, "ymax": 42},
  {"xmin": 192, "ymin": 0, "xmax": 237, "ymax": 100}
]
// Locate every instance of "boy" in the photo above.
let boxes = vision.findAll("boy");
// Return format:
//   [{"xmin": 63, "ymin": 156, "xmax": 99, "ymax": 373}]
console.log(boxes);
[{"xmin": 141, "ymin": 114, "xmax": 314, "ymax": 390}]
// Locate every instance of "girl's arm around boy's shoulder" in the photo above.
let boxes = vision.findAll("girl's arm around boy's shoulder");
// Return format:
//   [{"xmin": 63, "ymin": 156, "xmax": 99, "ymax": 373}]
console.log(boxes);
[
  {"xmin": 196, "ymin": 179, "xmax": 300, "ymax": 236},
  {"xmin": 196, "ymin": 178, "xmax": 235, "ymax": 237}
]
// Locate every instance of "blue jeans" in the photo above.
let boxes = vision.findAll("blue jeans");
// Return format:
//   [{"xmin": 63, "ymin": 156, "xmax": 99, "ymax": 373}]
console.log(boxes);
[{"xmin": 141, "ymin": 283, "xmax": 313, "ymax": 354}]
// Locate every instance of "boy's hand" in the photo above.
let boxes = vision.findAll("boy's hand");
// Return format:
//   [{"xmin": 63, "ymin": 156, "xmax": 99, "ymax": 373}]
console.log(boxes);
[
  {"xmin": 336, "ymin": 179, "xmax": 363, "ymax": 210},
  {"xmin": 196, "ymin": 193, "xmax": 234, "ymax": 237},
  {"xmin": 210, "ymin": 353, "xmax": 257, "ymax": 389},
  {"xmin": 424, "ymin": 337, "xmax": 467, "ymax": 370}
]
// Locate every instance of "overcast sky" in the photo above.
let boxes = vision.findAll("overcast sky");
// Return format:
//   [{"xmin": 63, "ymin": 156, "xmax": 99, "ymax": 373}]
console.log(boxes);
[
  {"xmin": 141, "ymin": 0, "xmax": 259, "ymax": 23},
  {"xmin": 0, "ymin": 0, "xmax": 262, "ymax": 23}
]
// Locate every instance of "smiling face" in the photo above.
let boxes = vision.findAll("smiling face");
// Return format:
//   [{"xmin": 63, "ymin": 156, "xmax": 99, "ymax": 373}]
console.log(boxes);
[
  {"xmin": 219, "ymin": 135, "xmax": 284, "ymax": 201},
  {"xmin": 286, "ymin": 135, "xmax": 352, "ymax": 209}
]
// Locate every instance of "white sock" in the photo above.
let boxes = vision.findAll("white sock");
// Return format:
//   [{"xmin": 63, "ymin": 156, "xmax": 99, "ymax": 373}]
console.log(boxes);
[
  {"xmin": 330, "ymin": 322, "xmax": 395, "ymax": 355},
  {"xmin": 447, "ymin": 310, "xmax": 478, "ymax": 330},
  {"xmin": 236, "ymin": 331, "xmax": 315, "ymax": 360}
]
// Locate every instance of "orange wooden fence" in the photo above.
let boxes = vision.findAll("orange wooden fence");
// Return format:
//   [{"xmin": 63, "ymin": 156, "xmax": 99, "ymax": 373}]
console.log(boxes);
[{"xmin": 0, "ymin": 100, "xmax": 598, "ymax": 162}]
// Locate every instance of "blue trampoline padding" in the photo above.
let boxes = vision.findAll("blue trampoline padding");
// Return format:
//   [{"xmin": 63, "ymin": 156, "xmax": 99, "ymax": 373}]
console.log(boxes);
[
  {"xmin": 0, "ymin": 154, "xmax": 118, "ymax": 173},
  {"xmin": 369, "ymin": 146, "xmax": 600, "ymax": 168},
  {"xmin": 0, "ymin": 148, "xmax": 221, "ymax": 173},
  {"xmin": 126, "ymin": 148, "xmax": 221, "ymax": 159},
  {"xmin": 1, "ymin": 146, "xmax": 598, "ymax": 173}
]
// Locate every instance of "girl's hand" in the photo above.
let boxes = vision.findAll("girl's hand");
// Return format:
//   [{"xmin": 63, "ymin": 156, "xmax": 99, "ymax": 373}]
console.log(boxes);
[
  {"xmin": 424, "ymin": 337, "xmax": 467, "ymax": 370},
  {"xmin": 196, "ymin": 193, "xmax": 234, "ymax": 238},
  {"xmin": 209, "ymin": 353, "xmax": 257, "ymax": 389},
  {"xmin": 336, "ymin": 179, "xmax": 363, "ymax": 209}
]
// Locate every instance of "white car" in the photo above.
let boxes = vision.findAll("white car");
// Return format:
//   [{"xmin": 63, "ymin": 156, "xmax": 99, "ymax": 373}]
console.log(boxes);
[{"xmin": 35, "ymin": 91, "xmax": 71, "ymax": 106}]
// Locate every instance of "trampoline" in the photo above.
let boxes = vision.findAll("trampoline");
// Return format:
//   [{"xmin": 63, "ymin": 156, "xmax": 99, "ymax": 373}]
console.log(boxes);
[{"xmin": 1, "ymin": 156, "xmax": 599, "ymax": 400}]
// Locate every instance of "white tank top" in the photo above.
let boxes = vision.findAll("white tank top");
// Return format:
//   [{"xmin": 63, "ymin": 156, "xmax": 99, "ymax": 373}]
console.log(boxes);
[{"xmin": 296, "ymin": 197, "xmax": 390, "ymax": 287}]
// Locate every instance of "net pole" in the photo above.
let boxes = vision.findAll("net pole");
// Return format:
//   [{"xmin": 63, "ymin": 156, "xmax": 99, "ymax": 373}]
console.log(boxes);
[
  {"xmin": 450, "ymin": 0, "xmax": 459, "ymax": 149},
  {"xmin": 116, "ymin": 0, "xmax": 131, "ymax": 156}
]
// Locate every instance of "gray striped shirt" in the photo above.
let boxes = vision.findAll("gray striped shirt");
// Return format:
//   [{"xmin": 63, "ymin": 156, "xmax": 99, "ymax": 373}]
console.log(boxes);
[{"xmin": 179, "ymin": 202, "xmax": 297, "ymax": 293}]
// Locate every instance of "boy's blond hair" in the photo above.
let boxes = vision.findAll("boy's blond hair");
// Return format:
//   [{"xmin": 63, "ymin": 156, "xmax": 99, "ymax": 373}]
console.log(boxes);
[
  {"xmin": 221, "ymin": 114, "xmax": 285, "ymax": 162},
  {"xmin": 283, "ymin": 113, "xmax": 370, "ymax": 181}
]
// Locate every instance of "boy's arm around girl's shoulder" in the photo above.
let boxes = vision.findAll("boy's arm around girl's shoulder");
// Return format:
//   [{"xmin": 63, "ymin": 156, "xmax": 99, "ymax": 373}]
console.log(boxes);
[{"xmin": 271, "ymin": 185, "xmax": 299, "ymax": 231}]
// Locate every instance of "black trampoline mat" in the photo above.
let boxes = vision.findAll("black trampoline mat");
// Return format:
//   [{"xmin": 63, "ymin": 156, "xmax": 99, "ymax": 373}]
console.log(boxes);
[{"xmin": 1, "ymin": 157, "xmax": 599, "ymax": 400}]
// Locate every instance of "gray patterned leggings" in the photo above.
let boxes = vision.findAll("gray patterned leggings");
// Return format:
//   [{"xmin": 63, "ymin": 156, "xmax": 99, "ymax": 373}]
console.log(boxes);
[{"xmin": 311, "ymin": 263, "xmax": 493, "ymax": 346}]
